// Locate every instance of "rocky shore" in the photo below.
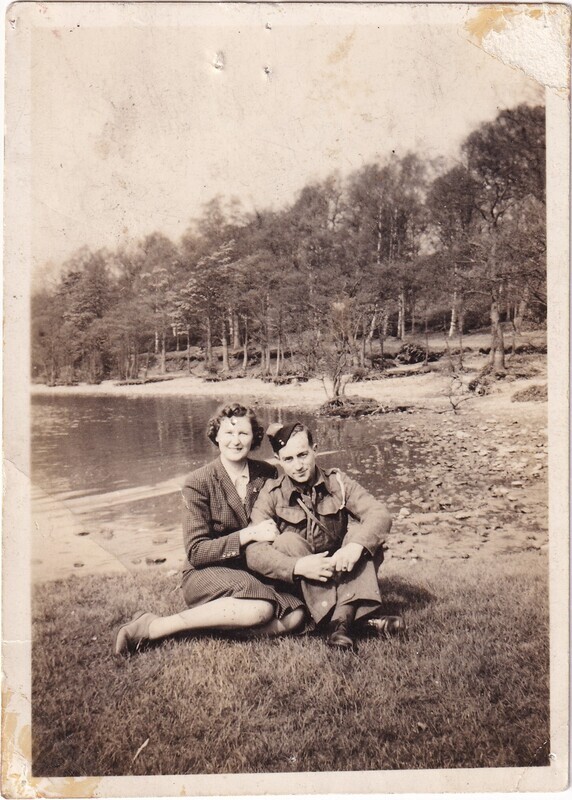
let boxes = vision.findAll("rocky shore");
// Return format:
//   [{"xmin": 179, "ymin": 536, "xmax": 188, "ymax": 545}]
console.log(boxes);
[
  {"xmin": 380, "ymin": 406, "xmax": 547, "ymax": 564},
  {"xmin": 32, "ymin": 344, "xmax": 551, "ymax": 581}
]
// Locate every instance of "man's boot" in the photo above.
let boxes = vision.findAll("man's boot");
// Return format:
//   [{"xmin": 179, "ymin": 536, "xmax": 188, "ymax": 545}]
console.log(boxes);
[{"xmin": 327, "ymin": 603, "xmax": 356, "ymax": 650}]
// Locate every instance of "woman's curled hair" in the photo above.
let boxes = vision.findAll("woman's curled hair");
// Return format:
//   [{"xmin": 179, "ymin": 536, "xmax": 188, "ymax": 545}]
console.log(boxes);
[{"xmin": 206, "ymin": 403, "xmax": 265, "ymax": 450}]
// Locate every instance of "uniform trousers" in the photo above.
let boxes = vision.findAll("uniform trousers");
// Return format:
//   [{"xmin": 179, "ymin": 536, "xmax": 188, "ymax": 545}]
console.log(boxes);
[{"xmin": 272, "ymin": 530, "xmax": 384, "ymax": 626}]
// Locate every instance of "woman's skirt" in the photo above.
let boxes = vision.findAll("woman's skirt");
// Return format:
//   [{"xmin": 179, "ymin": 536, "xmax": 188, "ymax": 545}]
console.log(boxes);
[{"xmin": 182, "ymin": 566, "xmax": 304, "ymax": 619}]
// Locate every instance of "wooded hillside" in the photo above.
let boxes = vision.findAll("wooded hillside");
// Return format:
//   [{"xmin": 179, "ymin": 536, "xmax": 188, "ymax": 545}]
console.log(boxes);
[{"xmin": 32, "ymin": 104, "xmax": 546, "ymax": 386}]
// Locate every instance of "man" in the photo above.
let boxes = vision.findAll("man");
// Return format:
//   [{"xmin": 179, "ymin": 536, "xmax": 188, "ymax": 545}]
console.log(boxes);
[{"xmin": 246, "ymin": 421, "xmax": 404, "ymax": 650}]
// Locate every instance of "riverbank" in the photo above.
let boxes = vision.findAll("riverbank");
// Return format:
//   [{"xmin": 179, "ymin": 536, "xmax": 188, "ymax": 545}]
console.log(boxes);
[
  {"xmin": 31, "ymin": 351, "xmax": 547, "ymax": 417},
  {"xmin": 31, "ymin": 336, "xmax": 550, "ymax": 583},
  {"xmin": 32, "ymin": 386, "xmax": 548, "ymax": 583}
]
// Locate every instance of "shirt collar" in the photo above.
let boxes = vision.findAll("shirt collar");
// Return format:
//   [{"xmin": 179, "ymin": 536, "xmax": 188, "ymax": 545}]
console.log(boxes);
[
  {"xmin": 281, "ymin": 466, "xmax": 327, "ymax": 503},
  {"xmin": 220, "ymin": 460, "xmax": 250, "ymax": 487}
]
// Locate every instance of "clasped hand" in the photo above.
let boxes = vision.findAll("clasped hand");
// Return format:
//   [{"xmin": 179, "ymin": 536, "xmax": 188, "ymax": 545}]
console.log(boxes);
[
  {"xmin": 294, "ymin": 543, "xmax": 364, "ymax": 582},
  {"xmin": 329, "ymin": 542, "xmax": 364, "ymax": 574}
]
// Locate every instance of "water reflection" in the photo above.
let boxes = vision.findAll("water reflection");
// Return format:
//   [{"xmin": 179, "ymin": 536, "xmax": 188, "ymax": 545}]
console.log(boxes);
[
  {"xmin": 31, "ymin": 395, "xmax": 420, "ymax": 573},
  {"xmin": 32, "ymin": 396, "xmax": 411, "ymax": 497}
]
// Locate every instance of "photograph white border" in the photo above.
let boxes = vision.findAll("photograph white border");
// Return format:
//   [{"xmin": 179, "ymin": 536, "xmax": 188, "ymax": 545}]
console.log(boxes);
[{"xmin": 3, "ymin": 2, "xmax": 569, "ymax": 796}]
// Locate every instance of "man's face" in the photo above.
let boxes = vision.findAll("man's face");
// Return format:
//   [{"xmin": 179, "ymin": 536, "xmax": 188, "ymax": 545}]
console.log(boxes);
[{"xmin": 277, "ymin": 431, "xmax": 317, "ymax": 485}]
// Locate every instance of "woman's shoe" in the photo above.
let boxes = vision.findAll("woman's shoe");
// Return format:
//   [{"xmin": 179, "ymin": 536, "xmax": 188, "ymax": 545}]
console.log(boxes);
[
  {"xmin": 365, "ymin": 615, "xmax": 406, "ymax": 636},
  {"xmin": 114, "ymin": 611, "xmax": 158, "ymax": 656}
]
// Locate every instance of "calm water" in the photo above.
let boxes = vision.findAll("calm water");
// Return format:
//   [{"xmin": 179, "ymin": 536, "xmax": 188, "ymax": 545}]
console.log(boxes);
[{"xmin": 31, "ymin": 395, "xmax": 418, "ymax": 568}]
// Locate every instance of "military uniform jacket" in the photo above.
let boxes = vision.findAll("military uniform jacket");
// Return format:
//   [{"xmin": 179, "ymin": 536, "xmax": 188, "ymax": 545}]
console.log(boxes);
[
  {"xmin": 246, "ymin": 467, "xmax": 392, "ymax": 584},
  {"xmin": 182, "ymin": 457, "xmax": 277, "ymax": 572}
]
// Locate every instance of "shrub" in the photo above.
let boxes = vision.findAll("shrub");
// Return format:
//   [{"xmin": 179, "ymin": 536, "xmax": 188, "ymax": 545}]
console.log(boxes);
[
  {"xmin": 512, "ymin": 384, "xmax": 547, "ymax": 402},
  {"xmin": 395, "ymin": 343, "xmax": 440, "ymax": 364},
  {"xmin": 319, "ymin": 396, "xmax": 410, "ymax": 417}
]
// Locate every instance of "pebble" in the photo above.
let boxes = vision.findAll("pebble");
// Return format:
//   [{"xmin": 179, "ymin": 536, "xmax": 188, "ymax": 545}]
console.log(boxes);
[
  {"xmin": 145, "ymin": 556, "xmax": 167, "ymax": 565},
  {"xmin": 73, "ymin": 562, "xmax": 84, "ymax": 568},
  {"xmin": 75, "ymin": 531, "xmax": 90, "ymax": 537},
  {"xmin": 153, "ymin": 537, "xmax": 169, "ymax": 545},
  {"xmin": 399, "ymin": 507, "xmax": 411, "ymax": 517},
  {"xmin": 454, "ymin": 511, "xmax": 471, "ymax": 520}
]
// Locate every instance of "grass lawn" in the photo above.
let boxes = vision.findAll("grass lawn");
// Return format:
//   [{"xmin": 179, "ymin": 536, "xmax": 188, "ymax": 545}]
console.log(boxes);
[{"xmin": 32, "ymin": 552, "xmax": 549, "ymax": 776}]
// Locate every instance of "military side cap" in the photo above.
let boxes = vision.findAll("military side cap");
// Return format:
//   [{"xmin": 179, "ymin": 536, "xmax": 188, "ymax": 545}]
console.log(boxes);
[{"xmin": 266, "ymin": 422, "xmax": 301, "ymax": 453}]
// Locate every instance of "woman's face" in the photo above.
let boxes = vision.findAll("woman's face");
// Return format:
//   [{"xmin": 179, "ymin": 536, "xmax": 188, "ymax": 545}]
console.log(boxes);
[{"xmin": 215, "ymin": 416, "xmax": 254, "ymax": 462}]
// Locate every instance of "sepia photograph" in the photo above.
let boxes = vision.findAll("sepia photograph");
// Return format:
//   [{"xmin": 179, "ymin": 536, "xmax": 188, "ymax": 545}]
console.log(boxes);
[{"xmin": 2, "ymin": 1, "xmax": 570, "ymax": 796}]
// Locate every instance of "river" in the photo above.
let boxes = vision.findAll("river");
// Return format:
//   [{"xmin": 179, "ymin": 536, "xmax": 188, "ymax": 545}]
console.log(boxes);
[{"xmin": 31, "ymin": 395, "xmax": 417, "ymax": 579}]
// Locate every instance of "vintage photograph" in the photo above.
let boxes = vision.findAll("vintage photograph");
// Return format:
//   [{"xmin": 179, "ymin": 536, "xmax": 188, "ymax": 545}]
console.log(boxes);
[{"xmin": 3, "ymin": 1, "xmax": 569, "ymax": 795}]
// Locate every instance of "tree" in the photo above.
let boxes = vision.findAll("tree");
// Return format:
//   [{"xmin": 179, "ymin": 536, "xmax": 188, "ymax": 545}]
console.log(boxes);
[
  {"xmin": 426, "ymin": 165, "xmax": 481, "ymax": 336},
  {"xmin": 345, "ymin": 154, "xmax": 429, "ymax": 340},
  {"xmin": 54, "ymin": 247, "xmax": 115, "ymax": 382},
  {"xmin": 134, "ymin": 233, "xmax": 181, "ymax": 373},
  {"xmin": 189, "ymin": 240, "xmax": 237, "ymax": 371},
  {"xmin": 463, "ymin": 104, "xmax": 545, "ymax": 370}
]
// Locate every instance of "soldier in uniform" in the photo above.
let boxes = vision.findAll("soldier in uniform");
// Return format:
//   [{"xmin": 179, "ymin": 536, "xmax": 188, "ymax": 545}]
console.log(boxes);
[{"xmin": 246, "ymin": 421, "xmax": 404, "ymax": 650}]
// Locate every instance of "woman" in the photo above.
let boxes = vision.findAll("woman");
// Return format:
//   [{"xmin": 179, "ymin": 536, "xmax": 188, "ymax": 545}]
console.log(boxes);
[{"xmin": 114, "ymin": 403, "xmax": 305, "ymax": 655}]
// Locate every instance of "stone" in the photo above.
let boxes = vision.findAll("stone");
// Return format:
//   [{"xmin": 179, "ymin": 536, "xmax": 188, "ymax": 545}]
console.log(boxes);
[{"xmin": 399, "ymin": 507, "xmax": 411, "ymax": 517}]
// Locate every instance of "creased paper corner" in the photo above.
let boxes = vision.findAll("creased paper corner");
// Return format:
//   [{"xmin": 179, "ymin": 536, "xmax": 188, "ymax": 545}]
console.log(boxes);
[{"xmin": 465, "ymin": 5, "xmax": 570, "ymax": 92}]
